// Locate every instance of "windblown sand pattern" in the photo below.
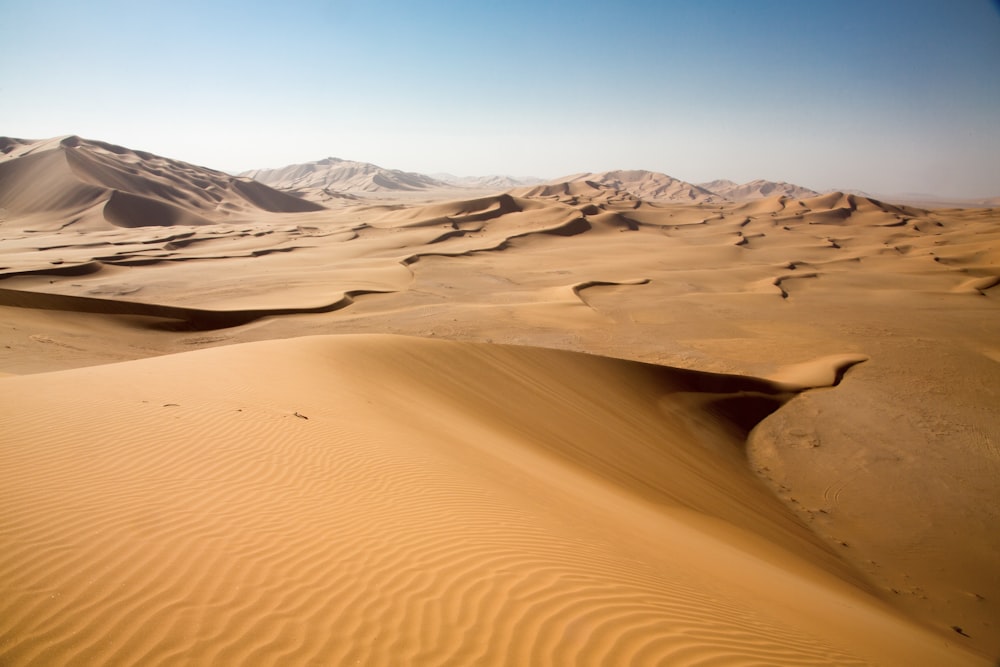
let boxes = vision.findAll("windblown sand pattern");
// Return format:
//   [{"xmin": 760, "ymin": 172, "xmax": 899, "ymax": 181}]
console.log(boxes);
[
  {"xmin": 1, "ymin": 137, "xmax": 997, "ymax": 665},
  {"xmin": 0, "ymin": 337, "xmax": 977, "ymax": 665}
]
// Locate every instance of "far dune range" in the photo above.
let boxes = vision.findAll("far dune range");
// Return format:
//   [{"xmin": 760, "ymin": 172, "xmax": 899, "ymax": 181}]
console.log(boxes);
[{"xmin": 1, "ymin": 136, "xmax": 998, "ymax": 665}]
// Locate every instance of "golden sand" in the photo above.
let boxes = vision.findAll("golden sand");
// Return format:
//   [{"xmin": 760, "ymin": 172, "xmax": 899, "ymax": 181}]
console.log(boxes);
[{"xmin": 1, "ymin": 137, "xmax": 997, "ymax": 665}]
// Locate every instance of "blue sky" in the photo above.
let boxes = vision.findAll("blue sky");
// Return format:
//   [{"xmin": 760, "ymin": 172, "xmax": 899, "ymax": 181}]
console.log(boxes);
[{"xmin": 1, "ymin": 0, "xmax": 998, "ymax": 197}]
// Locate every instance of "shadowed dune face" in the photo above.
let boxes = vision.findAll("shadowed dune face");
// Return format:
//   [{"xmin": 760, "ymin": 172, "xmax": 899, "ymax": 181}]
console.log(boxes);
[
  {"xmin": 103, "ymin": 190, "xmax": 213, "ymax": 228},
  {"xmin": 1, "ymin": 143, "xmax": 999, "ymax": 664},
  {"xmin": 0, "ymin": 146, "xmax": 107, "ymax": 216}
]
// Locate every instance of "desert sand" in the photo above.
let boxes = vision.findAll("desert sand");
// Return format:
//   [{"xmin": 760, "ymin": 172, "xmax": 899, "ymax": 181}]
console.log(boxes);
[{"xmin": 1, "ymin": 137, "xmax": 998, "ymax": 665}]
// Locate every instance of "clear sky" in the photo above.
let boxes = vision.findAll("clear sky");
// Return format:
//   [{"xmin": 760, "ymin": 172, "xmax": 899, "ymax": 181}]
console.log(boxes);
[{"xmin": 1, "ymin": 0, "xmax": 998, "ymax": 197}]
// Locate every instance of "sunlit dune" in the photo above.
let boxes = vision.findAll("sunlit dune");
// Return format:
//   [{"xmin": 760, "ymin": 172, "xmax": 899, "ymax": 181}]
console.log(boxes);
[{"xmin": 1, "ymin": 137, "xmax": 997, "ymax": 665}]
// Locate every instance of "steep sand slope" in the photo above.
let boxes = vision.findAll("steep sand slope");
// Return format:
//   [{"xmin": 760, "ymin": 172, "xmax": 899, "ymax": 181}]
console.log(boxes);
[
  {"xmin": 0, "ymin": 335, "xmax": 984, "ymax": 666},
  {"xmin": 0, "ymin": 136, "xmax": 323, "ymax": 231}
]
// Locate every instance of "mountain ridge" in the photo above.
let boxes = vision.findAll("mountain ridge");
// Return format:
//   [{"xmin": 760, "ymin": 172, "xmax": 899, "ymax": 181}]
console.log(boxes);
[
  {"xmin": 241, "ymin": 157, "xmax": 451, "ymax": 194},
  {"xmin": 698, "ymin": 178, "xmax": 820, "ymax": 200}
]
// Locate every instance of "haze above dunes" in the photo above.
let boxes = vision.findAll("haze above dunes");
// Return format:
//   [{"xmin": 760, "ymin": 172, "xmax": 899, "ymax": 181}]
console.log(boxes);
[
  {"xmin": 241, "ymin": 150, "xmax": 999, "ymax": 209},
  {"xmin": 1, "ymin": 136, "xmax": 998, "ymax": 666}
]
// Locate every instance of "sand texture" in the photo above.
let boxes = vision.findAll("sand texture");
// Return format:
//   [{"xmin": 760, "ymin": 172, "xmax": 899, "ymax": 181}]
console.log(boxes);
[{"xmin": 1, "ymin": 137, "xmax": 998, "ymax": 665}]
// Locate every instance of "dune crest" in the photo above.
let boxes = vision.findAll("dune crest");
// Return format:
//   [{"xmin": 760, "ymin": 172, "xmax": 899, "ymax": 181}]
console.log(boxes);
[
  {"xmin": 1, "ymin": 334, "xmax": 985, "ymax": 666},
  {"xmin": 767, "ymin": 353, "xmax": 870, "ymax": 390},
  {"xmin": 0, "ymin": 136, "xmax": 323, "ymax": 231}
]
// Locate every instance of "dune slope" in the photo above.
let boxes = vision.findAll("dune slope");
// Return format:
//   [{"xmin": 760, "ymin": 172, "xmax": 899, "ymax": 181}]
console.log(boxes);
[
  {"xmin": 0, "ymin": 136, "xmax": 323, "ymax": 231},
  {"xmin": 0, "ymin": 335, "xmax": 985, "ymax": 666}
]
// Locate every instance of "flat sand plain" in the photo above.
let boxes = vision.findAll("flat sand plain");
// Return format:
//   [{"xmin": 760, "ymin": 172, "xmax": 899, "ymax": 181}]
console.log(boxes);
[{"xmin": 1, "ymin": 138, "xmax": 998, "ymax": 665}]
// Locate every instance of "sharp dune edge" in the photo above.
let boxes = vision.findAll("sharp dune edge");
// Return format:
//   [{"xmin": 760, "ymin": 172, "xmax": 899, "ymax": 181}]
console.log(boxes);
[
  {"xmin": 1, "ymin": 137, "xmax": 999, "ymax": 665},
  {"xmin": 0, "ymin": 336, "xmax": 975, "ymax": 666}
]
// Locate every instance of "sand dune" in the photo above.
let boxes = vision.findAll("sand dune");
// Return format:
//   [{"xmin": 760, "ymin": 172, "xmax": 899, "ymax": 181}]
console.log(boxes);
[
  {"xmin": 0, "ymin": 136, "xmax": 322, "ymax": 231},
  {"xmin": 512, "ymin": 178, "xmax": 641, "ymax": 205},
  {"xmin": 1, "ymin": 138, "xmax": 999, "ymax": 665},
  {"xmin": 0, "ymin": 335, "xmax": 985, "ymax": 666},
  {"xmin": 0, "ymin": 284, "xmax": 385, "ymax": 330}
]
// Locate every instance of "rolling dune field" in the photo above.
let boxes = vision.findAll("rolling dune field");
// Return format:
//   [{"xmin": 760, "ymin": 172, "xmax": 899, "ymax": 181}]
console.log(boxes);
[{"xmin": 1, "ymin": 137, "xmax": 998, "ymax": 665}]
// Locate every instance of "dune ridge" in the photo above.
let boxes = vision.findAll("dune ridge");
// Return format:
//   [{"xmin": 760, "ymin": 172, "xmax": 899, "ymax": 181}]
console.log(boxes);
[
  {"xmin": 0, "ymin": 285, "xmax": 390, "ymax": 330},
  {"xmin": 0, "ymin": 136, "xmax": 323, "ymax": 231},
  {"xmin": 1, "ymin": 334, "xmax": 985, "ymax": 666}
]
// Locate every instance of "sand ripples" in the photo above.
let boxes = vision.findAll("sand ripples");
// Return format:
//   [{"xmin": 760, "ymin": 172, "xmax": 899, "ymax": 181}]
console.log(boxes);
[{"xmin": 0, "ymin": 336, "xmax": 979, "ymax": 665}]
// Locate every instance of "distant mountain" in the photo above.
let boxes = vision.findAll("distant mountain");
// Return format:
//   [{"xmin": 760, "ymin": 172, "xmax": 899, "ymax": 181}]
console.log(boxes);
[
  {"xmin": 833, "ymin": 187, "xmax": 880, "ymax": 199},
  {"xmin": 512, "ymin": 179, "xmax": 640, "ymax": 203},
  {"xmin": 238, "ymin": 157, "xmax": 837, "ymax": 205},
  {"xmin": 697, "ymin": 179, "xmax": 739, "ymax": 193},
  {"xmin": 0, "ymin": 135, "xmax": 323, "ymax": 229},
  {"xmin": 556, "ymin": 170, "xmax": 720, "ymax": 203},
  {"xmin": 433, "ymin": 173, "xmax": 545, "ymax": 189},
  {"xmin": 857, "ymin": 191, "xmax": 1000, "ymax": 208},
  {"xmin": 242, "ymin": 157, "xmax": 450, "ymax": 193},
  {"xmin": 698, "ymin": 179, "xmax": 819, "ymax": 201}
]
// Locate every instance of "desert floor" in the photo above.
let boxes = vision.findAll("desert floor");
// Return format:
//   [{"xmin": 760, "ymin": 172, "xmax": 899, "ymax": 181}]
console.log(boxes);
[{"xmin": 2, "ymin": 179, "xmax": 998, "ymax": 664}]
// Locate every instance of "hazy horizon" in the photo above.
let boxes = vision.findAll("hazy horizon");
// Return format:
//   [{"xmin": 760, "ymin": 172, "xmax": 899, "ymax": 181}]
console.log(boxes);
[{"xmin": 1, "ymin": 0, "xmax": 999, "ymax": 198}]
